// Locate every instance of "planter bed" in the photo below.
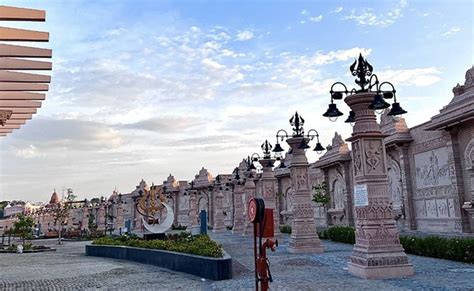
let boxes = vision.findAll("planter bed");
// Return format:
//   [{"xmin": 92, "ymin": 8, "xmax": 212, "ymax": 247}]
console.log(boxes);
[
  {"xmin": 85, "ymin": 244, "xmax": 232, "ymax": 281},
  {"xmin": 0, "ymin": 248, "xmax": 56, "ymax": 253}
]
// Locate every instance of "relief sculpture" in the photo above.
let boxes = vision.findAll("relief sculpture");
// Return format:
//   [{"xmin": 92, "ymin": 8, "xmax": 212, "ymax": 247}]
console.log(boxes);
[
  {"xmin": 365, "ymin": 139, "xmax": 383, "ymax": 173},
  {"xmin": 415, "ymin": 148, "xmax": 450, "ymax": 189}
]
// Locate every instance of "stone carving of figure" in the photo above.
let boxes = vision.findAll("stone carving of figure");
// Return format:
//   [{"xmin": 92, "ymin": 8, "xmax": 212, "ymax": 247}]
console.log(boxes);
[
  {"xmin": 388, "ymin": 164, "xmax": 403, "ymax": 209},
  {"xmin": 296, "ymin": 172, "xmax": 307, "ymax": 190},
  {"xmin": 428, "ymin": 151, "xmax": 440, "ymax": 186},
  {"xmin": 365, "ymin": 140, "xmax": 382, "ymax": 172},
  {"xmin": 332, "ymin": 180, "xmax": 345, "ymax": 210},
  {"xmin": 465, "ymin": 66, "xmax": 474, "ymax": 88},
  {"xmin": 353, "ymin": 142, "xmax": 362, "ymax": 174}
]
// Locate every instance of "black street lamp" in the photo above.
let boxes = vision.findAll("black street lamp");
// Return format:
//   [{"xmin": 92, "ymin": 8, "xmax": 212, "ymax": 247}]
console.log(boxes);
[
  {"xmin": 323, "ymin": 53, "xmax": 408, "ymax": 122},
  {"xmin": 272, "ymin": 111, "xmax": 325, "ymax": 155}
]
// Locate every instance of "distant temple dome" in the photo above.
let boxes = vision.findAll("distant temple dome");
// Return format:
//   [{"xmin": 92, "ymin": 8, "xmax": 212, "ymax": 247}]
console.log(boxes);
[
  {"xmin": 108, "ymin": 189, "xmax": 118, "ymax": 201},
  {"xmin": 49, "ymin": 190, "xmax": 60, "ymax": 204}
]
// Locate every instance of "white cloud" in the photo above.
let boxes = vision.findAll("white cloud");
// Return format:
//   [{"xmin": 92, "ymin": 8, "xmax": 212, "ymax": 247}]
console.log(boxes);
[
  {"xmin": 441, "ymin": 26, "xmax": 460, "ymax": 36},
  {"xmin": 301, "ymin": 9, "xmax": 309, "ymax": 15},
  {"xmin": 334, "ymin": 7, "xmax": 343, "ymax": 13},
  {"xmin": 309, "ymin": 15, "xmax": 323, "ymax": 23},
  {"xmin": 344, "ymin": 0, "xmax": 407, "ymax": 27},
  {"xmin": 202, "ymin": 58, "xmax": 225, "ymax": 70},
  {"xmin": 15, "ymin": 145, "xmax": 43, "ymax": 159},
  {"xmin": 378, "ymin": 67, "xmax": 442, "ymax": 87},
  {"xmin": 235, "ymin": 30, "xmax": 254, "ymax": 41}
]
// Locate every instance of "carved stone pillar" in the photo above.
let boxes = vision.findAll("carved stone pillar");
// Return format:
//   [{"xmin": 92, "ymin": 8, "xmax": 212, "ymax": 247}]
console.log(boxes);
[
  {"xmin": 345, "ymin": 92, "xmax": 414, "ymax": 279},
  {"xmin": 232, "ymin": 183, "xmax": 245, "ymax": 234},
  {"xmin": 448, "ymin": 128, "xmax": 471, "ymax": 233},
  {"xmin": 287, "ymin": 137, "xmax": 324, "ymax": 253},
  {"xmin": 98, "ymin": 206, "xmax": 106, "ymax": 231},
  {"xmin": 116, "ymin": 205, "xmax": 124, "ymax": 232},
  {"xmin": 397, "ymin": 144, "xmax": 417, "ymax": 230},
  {"xmin": 343, "ymin": 162, "xmax": 355, "ymax": 226},
  {"xmin": 243, "ymin": 174, "xmax": 256, "ymax": 236},
  {"xmin": 212, "ymin": 190, "xmax": 226, "ymax": 233},
  {"xmin": 188, "ymin": 190, "xmax": 200, "ymax": 234},
  {"xmin": 260, "ymin": 158, "xmax": 281, "ymax": 236}
]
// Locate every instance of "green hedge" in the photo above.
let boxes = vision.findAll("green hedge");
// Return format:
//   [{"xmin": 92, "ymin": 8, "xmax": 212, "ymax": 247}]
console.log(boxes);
[
  {"xmin": 319, "ymin": 226, "xmax": 473, "ymax": 264},
  {"xmin": 280, "ymin": 225, "xmax": 292, "ymax": 234},
  {"xmin": 92, "ymin": 233, "xmax": 223, "ymax": 258},
  {"xmin": 400, "ymin": 236, "xmax": 473, "ymax": 263}
]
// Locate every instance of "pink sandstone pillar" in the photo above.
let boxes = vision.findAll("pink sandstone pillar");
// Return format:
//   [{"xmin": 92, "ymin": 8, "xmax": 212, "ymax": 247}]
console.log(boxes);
[
  {"xmin": 116, "ymin": 205, "xmax": 124, "ymax": 232},
  {"xmin": 287, "ymin": 136, "xmax": 324, "ymax": 253},
  {"xmin": 98, "ymin": 206, "xmax": 106, "ymax": 232},
  {"xmin": 212, "ymin": 189, "xmax": 226, "ymax": 233},
  {"xmin": 345, "ymin": 92, "xmax": 414, "ymax": 279},
  {"xmin": 232, "ymin": 182, "xmax": 245, "ymax": 234},
  {"xmin": 243, "ymin": 173, "xmax": 256, "ymax": 236},
  {"xmin": 189, "ymin": 190, "xmax": 200, "ymax": 235},
  {"xmin": 259, "ymin": 157, "xmax": 281, "ymax": 236}
]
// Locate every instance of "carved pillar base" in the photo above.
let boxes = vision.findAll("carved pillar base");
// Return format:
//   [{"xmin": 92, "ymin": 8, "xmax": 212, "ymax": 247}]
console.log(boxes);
[
  {"xmin": 345, "ymin": 92, "xmax": 414, "ymax": 279},
  {"xmin": 243, "ymin": 176, "xmax": 256, "ymax": 236},
  {"xmin": 212, "ymin": 191, "xmax": 226, "ymax": 233},
  {"xmin": 189, "ymin": 191, "xmax": 200, "ymax": 235},
  {"xmin": 287, "ymin": 137, "xmax": 324, "ymax": 253},
  {"xmin": 232, "ymin": 184, "xmax": 245, "ymax": 234}
]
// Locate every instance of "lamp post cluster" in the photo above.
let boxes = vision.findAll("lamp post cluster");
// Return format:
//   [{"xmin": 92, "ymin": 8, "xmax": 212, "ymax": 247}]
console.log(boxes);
[
  {"xmin": 323, "ymin": 53, "xmax": 407, "ymax": 123},
  {"xmin": 321, "ymin": 54, "xmax": 414, "ymax": 279}
]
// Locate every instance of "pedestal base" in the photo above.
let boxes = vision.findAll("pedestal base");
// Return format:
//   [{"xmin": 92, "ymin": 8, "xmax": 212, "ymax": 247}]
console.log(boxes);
[
  {"xmin": 287, "ymin": 235, "xmax": 324, "ymax": 253},
  {"xmin": 191, "ymin": 226, "xmax": 200, "ymax": 235},
  {"xmin": 348, "ymin": 262, "xmax": 414, "ymax": 279}
]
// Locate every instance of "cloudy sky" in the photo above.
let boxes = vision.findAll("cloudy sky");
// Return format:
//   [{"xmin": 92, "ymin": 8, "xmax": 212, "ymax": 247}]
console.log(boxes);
[{"xmin": 0, "ymin": 0, "xmax": 472, "ymax": 202}]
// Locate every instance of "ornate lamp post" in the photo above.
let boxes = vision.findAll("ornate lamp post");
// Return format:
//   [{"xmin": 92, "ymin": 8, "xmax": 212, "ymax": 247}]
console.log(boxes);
[
  {"xmin": 251, "ymin": 140, "xmax": 283, "ymax": 236},
  {"xmin": 231, "ymin": 167, "xmax": 245, "ymax": 234},
  {"xmin": 212, "ymin": 176, "xmax": 226, "ymax": 233},
  {"xmin": 323, "ymin": 54, "xmax": 414, "ymax": 279},
  {"xmin": 243, "ymin": 156, "xmax": 258, "ymax": 236},
  {"xmin": 272, "ymin": 112, "xmax": 325, "ymax": 253}
]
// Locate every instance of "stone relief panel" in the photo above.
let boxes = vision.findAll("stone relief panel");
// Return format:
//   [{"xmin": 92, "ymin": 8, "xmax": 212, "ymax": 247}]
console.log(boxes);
[
  {"xmin": 425, "ymin": 199, "xmax": 438, "ymax": 218},
  {"xmin": 436, "ymin": 199, "xmax": 449, "ymax": 218},
  {"xmin": 387, "ymin": 157, "xmax": 403, "ymax": 209},
  {"xmin": 332, "ymin": 179, "xmax": 345, "ymax": 210},
  {"xmin": 285, "ymin": 187, "xmax": 295, "ymax": 211},
  {"xmin": 364, "ymin": 139, "xmax": 384, "ymax": 174},
  {"xmin": 447, "ymin": 198, "xmax": 456, "ymax": 217},
  {"xmin": 414, "ymin": 147, "xmax": 450, "ymax": 189},
  {"xmin": 415, "ymin": 200, "xmax": 426, "ymax": 218},
  {"xmin": 179, "ymin": 195, "xmax": 189, "ymax": 211},
  {"xmin": 352, "ymin": 141, "xmax": 362, "ymax": 176},
  {"xmin": 294, "ymin": 169, "xmax": 308, "ymax": 191}
]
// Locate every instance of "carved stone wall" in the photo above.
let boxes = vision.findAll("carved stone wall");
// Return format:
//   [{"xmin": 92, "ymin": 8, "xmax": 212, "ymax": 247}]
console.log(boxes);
[{"xmin": 408, "ymin": 126, "xmax": 462, "ymax": 233}]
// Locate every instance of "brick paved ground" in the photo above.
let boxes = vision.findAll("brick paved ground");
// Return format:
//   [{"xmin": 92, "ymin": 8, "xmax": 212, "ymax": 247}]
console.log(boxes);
[{"xmin": 0, "ymin": 234, "xmax": 473, "ymax": 290}]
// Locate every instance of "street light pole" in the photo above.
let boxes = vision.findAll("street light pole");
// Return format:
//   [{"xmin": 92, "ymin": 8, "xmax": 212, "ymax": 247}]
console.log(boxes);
[
  {"xmin": 272, "ymin": 112, "xmax": 325, "ymax": 253},
  {"xmin": 323, "ymin": 54, "xmax": 414, "ymax": 279}
]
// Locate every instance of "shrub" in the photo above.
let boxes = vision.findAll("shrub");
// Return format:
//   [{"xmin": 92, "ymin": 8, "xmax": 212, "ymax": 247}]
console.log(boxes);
[
  {"xmin": 326, "ymin": 226, "xmax": 355, "ymax": 244},
  {"xmin": 92, "ymin": 234, "xmax": 223, "ymax": 258},
  {"xmin": 172, "ymin": 224, "xmax": 187, "ymax": 230},
  {"xmin": 280, "ymin": 224, "xmax": 292, "ymax": 234},
  {"xmin": 320, "ymin": 226, "xmax": 474, "ymax": 264},
  {"xmin": 400, "ymin": 236, "xmax": 473, "ymax": 264}
]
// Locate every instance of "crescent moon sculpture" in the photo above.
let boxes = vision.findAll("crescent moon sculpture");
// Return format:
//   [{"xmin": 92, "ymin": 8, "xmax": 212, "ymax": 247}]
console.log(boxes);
[{"xmin": 141, "ymin": 202, "xmax": 174, "ymax": 234}]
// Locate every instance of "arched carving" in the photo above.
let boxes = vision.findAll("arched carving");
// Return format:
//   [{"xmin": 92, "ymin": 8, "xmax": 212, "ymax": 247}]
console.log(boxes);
[
  {"xmin": 465, "ymin": 139, "xmax": 474, "ymax": 169},
  {"xmin": 332, "ymin": 179, "xmax": 345, "ymax": 210},
  {"xmin": 285, "ymin": 187, "xmax": 295, "ymax": 211},
  {"xmin": 387, "ymin": 156, "xmax": 403, "ymax": 210}
]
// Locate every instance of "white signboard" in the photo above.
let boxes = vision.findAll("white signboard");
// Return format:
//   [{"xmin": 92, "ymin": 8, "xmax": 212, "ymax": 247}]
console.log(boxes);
[{"xmin": 354, "ymin": 184, "xmax": 369, "ymax": 207}]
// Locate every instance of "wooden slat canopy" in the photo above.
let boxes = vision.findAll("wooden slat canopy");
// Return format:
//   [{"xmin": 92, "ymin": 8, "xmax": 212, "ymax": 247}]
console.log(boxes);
[{"xmin": 0, "ymin": 5, "xmax": 51, "ymax": 137}]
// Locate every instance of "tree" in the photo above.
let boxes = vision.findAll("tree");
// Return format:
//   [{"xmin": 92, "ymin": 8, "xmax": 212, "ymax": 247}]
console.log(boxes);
[
  {"xmin": 52, "ymin": 188, "xmax": 76, "ymax": 244},
  {"xmin": 88, "ymin": 213, "xmax": 98, "ymax": 233},
  {"xmin": 312, "ymin": 182, "xmax": 330, "ymax": 205},
  {"xmin": 12, "ymin": 213, "xmax": 34, "ymax": 247}
]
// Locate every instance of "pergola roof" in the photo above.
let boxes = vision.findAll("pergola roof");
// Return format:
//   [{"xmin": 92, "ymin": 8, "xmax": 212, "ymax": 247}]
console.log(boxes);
[{"xmin": 0, "ymin": 5, "xmax": 51, "ymax": 137}]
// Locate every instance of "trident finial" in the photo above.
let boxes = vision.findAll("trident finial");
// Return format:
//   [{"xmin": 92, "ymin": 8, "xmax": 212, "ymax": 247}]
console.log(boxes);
[
  {"xmin": 350, "ymin": 53, "xmax": 373, "ymax": 91},
  {"xmin": 289, "ymin": 111, "xmax": 305, "ymax": 137},
  {"xmin": 261, "ymin": 139, "xmax": 273, "ymax": 158}
]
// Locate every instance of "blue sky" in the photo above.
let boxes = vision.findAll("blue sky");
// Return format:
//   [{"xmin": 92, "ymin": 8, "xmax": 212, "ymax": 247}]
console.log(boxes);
[{"xmin": 0, "ymin": 0, "xmax": 472, "ymax": 201}]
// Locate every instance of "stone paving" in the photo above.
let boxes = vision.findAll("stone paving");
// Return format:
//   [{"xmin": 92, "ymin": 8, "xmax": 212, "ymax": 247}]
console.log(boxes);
[
  {"xmin": 0, "ymin": 234, "xmax": 473, "ymax": 290},
  {"xmin": 209, "ymin": 232, "xmax": 474, "ymax": 290}
]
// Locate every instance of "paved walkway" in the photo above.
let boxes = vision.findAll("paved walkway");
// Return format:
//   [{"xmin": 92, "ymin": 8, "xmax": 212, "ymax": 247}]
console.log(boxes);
[
  {"xmin": 0, "ymin": 234, "xmax": 473, "ymax": 290},
  {"xmin": 209, "ymin": 232, "xmax": 474, "ymax": 290}
]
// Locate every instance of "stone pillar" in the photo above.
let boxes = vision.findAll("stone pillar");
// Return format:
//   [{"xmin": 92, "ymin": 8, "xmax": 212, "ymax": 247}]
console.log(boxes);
[
  {"xmin": 397, "ymin": 144, "xmax": 417, "ymax": 230},
  {"xmin": 98, "ymin": 206, "xmax": 106, "ymax": 232},
  {"xmin": 189, "ymin": 190, "xmax": 200, "ymax": 235},
  {"xmin": 345, "ymin": 92, "xmax": 414, "ymax": 279},
  {"xmin": 232, "ymin": 183, "xmax": 245, "ymax": 234},
  {"xmin": 286, "ymin": 137, "xmax": 324, "ymax": 253},
  {"xmin": 260, "ymin": 158, "xmax": 281, "ymax": 236},
  {"xmin": 243, "ymin": 174, "xmax": 256, "ymax": 236},
  {"xmin": 212, "ymin": 189, "xmax": 226, "ymax": 233},
  {"xmin": 448, "ymin": 128, "xmax": 471, "ymax": 233},
  {"xmin": 116, "ymin": 205, "xmax": 124, "ymax": 232}
]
